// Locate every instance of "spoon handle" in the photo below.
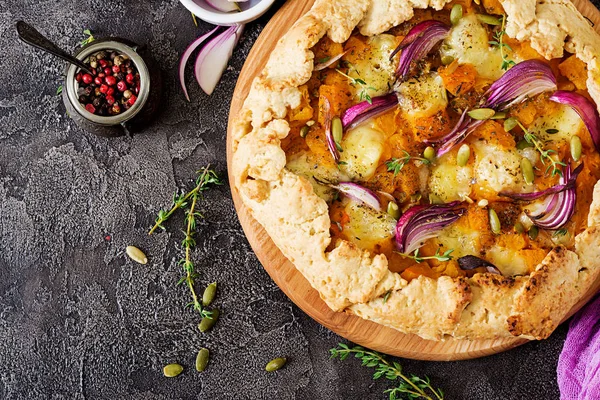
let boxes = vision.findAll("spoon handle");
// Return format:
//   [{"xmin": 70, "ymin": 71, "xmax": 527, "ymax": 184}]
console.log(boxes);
[{"xmin": 16, "ymin": 21, "xmax": 92, "ymax": 74}]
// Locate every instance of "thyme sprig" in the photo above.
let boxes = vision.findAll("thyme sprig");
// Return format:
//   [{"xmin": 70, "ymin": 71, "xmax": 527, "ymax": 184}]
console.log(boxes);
[
  {"xmin": 386, "ymin": 151, "xmax": 431, "ymax": 176},
  {"xmin": 335, "ymin": 68, "xmax": 376, "ymax": 104},
  {"xmin": 488, "ymin": 15, "xmax": 515, "ymax": 71},
  {"xmin": 80, "ymin": 29, "xmax": 95, "ymax": 46},
  {"xmin": 517, "ymin": 120, "xmax": 566, "ymax": 177},
  {"xmin": 330, "ymin": 343, "xmax": 444, "ymax": 400},
  {"xmin": 399, "ymin": 248, "xmax": 455, "ymax": 263}
]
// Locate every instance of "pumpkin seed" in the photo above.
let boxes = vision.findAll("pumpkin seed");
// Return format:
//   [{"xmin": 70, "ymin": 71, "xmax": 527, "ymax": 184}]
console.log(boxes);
[
  {"xmin": 456, "ymin": 144, "xmax": 471, "ymax": 166},
  {"xmin": 429, "ymin": 193, "xmax": 443, "ymax": 204},
  {"xmin": 450, "ymin": 4, "xmax": 463, "ymax": 25},
  {"xmin": 477, "ymin": 14, "xmax": 502, "ymax": 26},
  {"xmin": 468, "ymin": 108, "xmax": 495, "ymax": 120},
  {"xmin": 516, "ymin": 139, "xmax": 533, "ymax": 150},
  {"xmin": 265, "ymin": 357, "xmax": 287, "ymax": 372},
  {"xmin": 528, "ymin": 226, "xmax": 539, "ymax": 240},
  {"xmin": 195, "ymin": 348, "xmax": 210, "ymax": 372},
  {"xmin": 489, "ymin": 208, "xmax": 501, "ymax": 234},
  {"xmin": 198, "ymin": 308, "xmax": 220, "ymax": 333},
  {"xmin": 300, "ymin": 125, "xmax": 310, "ymax": 138},
  {"xmin": 504, "ymin": 117, "xmax": 518, "ymax": 132},
  {"xmin": 441, "ymin": 55, "xmax": 455, "ymax": 66},
  {"xmin": 163, "ymin": 363, "xmax": 183, "ymax": 378},
  {"xmin": 202, "ymin": 282, "xmax": 217, "ymax": 307},
  {"xmin": 570, "ymin": 135, "xmax": 582, "ymax": 161},
  {"xmin": 387, "ymin": 202, "xmax": 401, "ymax": 220},
  {"xmin": 423, "ymin": 146, "xmax": 436, "ymax": 162},
  {"xmin": 514, "ymin": 221, "xmax": 525, "ymax": 234},
  {"xmin": 490, "ymin": 111, "xmax": 507, "ymax": 120},
  {"xmin": 478, "ymin": 199, "xmax": 489, "ymax": 208},
  {"xmin": 521, "ymin": 158, "xmax": 535, "ymax": 185},
  {"xmin": 126, "ymin": 246, "xmax": 147, "ymax": 265},
  {"xmin": 332, "ymin": 116, "xmax": 343, "ymax": 145}
]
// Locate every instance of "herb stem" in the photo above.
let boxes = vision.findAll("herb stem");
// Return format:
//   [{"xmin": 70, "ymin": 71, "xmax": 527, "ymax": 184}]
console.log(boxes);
[{"xmin": 517, "ymin": 120, "xmax": 565, "ymax": 176}]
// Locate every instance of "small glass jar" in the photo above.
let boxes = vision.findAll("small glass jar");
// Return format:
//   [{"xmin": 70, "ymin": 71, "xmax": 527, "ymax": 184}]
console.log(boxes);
[{"xmin": 63, "ymin": 38, "xmax": 162, "ymax": 137}]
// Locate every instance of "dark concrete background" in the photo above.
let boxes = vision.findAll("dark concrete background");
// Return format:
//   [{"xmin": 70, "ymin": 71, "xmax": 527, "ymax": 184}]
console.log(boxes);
[{"xmin": 1, "ymin": 0, "xmax": 597, "ymax": 398}]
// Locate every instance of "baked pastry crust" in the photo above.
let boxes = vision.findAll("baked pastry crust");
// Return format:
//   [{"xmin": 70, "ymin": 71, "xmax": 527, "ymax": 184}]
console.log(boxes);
[{"xmin": 232, "ymin": 0, "xmax": 600, "ymax": 340}]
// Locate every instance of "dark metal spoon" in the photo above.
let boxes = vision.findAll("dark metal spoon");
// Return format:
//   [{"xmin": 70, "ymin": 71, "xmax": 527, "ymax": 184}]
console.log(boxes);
[{"xmin": 16, "ymin": 21, "xmax": 93, "ymax": 75}]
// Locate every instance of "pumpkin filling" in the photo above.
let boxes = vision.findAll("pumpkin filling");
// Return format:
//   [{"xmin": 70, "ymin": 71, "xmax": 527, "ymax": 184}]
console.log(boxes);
[{"xmin": 281, "ymin": 3, "xmax": 600, "ymax": 281}]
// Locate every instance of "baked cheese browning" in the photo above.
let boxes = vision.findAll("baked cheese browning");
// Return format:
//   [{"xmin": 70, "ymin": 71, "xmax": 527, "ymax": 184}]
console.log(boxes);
[{"xmin": 283, "ymin": 4, "xmax": 600, "ymax": 281}]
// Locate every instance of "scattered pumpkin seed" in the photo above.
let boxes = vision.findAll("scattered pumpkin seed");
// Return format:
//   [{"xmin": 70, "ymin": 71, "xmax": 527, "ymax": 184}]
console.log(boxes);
[
  {"xmin": 441, "ymin": 55, "xmax": 455, "ymax": 66},
  {"xmin": 468, "ymin": 108, "xmax": 495, "ymax": 120},
  {"xmin": 489, "ymin": 208, "xmax": 501, "ymax": 234},
  {"xmin": 198, "ymin": 308, "xmax": 220, "ymax": 333},
  {"xmin": 457, "ymin": 144, "xmax": 471, "ymax": 166},
  {"xmin": 196, "ymin": 348, "xmax": 210, "ymax": 372},
  {"xmin": 300, "ymin": 125, "xmax": 310, "ymax": 138},
  {"xmin": 265, "ymin": 357, "xmax": 287, "ymax": 372},
  {"xmin": 528, "ymin": 226, "xmax": 539, "ymax": 240},
  {"xmin": 504, "ymin": 117, "xmax": 518, "ymax": 132},
  {"xmin": 478, "ymin": 199, "xmax": 489, "ymax": 208},
  {"xmin": 570, "ymin": 135, "xmax": 582, "ymax": 161},
  {"xmin": 126, "ymin": 245, "xmax": 147, "ymax": 265},
  {"xmin": 423, "ymin": 146, "xmax": 436, "ymax": 162},
  {"xmin": 514, "ymin": 221, "xmax": 525, "ymax": 234},
  {"xmin": 387, "ymin": 202, "xmax": 401, "ymax": 220},
  {"xmin": 516, "ymin": 139, "xmax": 533, "ymax": 150},
  {"xmin": 476, "ymin": 14, "xmax": 502, "ymax": 26},
  {"xmin": 163, "ymin": 363, "xmax": 183, "ymax": 378},
  {"xmin": 332, "ymin": 116, "xmax": 343, "ymax": 144},
  {"xmin": 306, "ymin": 120, "xmax": 315, "ymax": 127},
  {"xmin": 202, "ymin": 282, "xmax": 217, "ymax": 307},
  {"xmin": 490, "ymin": 111, "xmax": 507, "ymax": 120},
  {"xmin": 450, "ymin": 4, "xmax": 463, "ymax": 25},
  {"xmin": 429, "ymin": 193, "xmax": 443, "ymax": 204},
  {"xmin": 521, "ymin": 158, "xmax": 535, "ymax": 185}
]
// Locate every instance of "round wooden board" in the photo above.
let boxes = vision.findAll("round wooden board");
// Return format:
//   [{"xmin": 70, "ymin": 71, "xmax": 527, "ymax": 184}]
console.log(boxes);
[{"xmin": 226, "ymin": 0, "xmax": 600, "ymax": 360}]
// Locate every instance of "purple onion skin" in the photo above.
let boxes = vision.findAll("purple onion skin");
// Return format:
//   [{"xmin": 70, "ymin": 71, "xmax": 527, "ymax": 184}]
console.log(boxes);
[
  {"xmin": 389, "ymin": 20, "xmax": 443, "ymax": 60},
  {"xmin": 499, "ymin": 163, "xmax": 583, "ymax": 201},
  {"xmin": 457, "ymin": 256, "xmax": 502, "ymax": 275},
  {"xmin": 550, "ymin": 91, "xmax": 600, "ymax": 153},
  {"xmin": 334, "ymin": 182, "xmax": 382, "ymax": 211},
  {"xmin": 321, "ymin": 97, "xmax": 340, "ymax": 163},
  {"xmin": 341, "ymin": 94, "xmax": 399, "ymax": 130}
]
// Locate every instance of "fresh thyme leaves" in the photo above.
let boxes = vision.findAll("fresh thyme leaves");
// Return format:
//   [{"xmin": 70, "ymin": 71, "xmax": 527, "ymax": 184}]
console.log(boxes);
[
  {"xmin": 517, "ymin": 120, "xmax": 566, "ymax": 177},
  {"xmin": 335, "ymin": 68, "xmax": 376, "ymax": 104},
  {"xmin": 400, "ymin": 248, "xmax": 455, "ymax": 263},
  {"xmin": 383, "ymin": 291, "xmax": 391, "ymax": 303},
  {"xmin": 318, "ymin": 56, "xmax": 331, "ymax": 64},
  {"xmin": 386, "ymin": 151, "xmax": 431, "ymax": 176},
  {"xmin": 330, "ymin": 343, "xmax": 445, "ymax": 400},
  {"xmin": 56, "ymin": 85, "xmax": 63, "ymax": 95},
  {"xmin": 553, "ymin": 228, "xmax": 569, "ymax": 237},
  {"xmin": 488, "ymin": 15, "xmax": 515, "ymax": 71},
  {"xmin": 80, "ymin": 29, "xmax": 95, "ymax": 46},
  {"xmin": 149, "ymin": 166, "xmax": 222, "ymax": 319}
]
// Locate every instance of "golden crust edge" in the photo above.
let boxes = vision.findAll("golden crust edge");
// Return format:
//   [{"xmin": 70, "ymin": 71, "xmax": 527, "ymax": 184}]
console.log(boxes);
[{"xmin": 231, "ymin": 0, "xmax": 600, "ymax": 340}]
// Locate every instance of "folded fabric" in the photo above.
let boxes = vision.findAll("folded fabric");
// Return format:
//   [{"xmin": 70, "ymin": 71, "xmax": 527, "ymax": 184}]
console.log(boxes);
[{"xmin": 557, "ymin": 294, "xmax": 600, "ymax": 400}]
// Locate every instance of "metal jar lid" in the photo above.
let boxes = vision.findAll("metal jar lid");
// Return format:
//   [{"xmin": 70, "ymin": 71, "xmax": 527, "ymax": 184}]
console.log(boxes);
[{"xmin": 65, "ymin": 40, "xmax": 150, "ymax": 126}]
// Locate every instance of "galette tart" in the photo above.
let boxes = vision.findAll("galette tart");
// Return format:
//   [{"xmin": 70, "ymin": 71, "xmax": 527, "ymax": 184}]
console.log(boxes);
[{"xmin": 232, "ymin": 0, "xmax": 600, "ymax": 341}]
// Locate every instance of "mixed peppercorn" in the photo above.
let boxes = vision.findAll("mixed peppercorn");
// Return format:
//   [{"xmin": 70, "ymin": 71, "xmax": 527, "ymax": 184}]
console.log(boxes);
[{"xmin": 76, "ymin": 50, "xmax": 141, "ymax": 116}]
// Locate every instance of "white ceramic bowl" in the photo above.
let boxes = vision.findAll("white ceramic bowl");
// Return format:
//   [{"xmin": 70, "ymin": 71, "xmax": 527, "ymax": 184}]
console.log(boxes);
[{"xmin": 179, "ymin": 0, "xmax": 276, "ymax": 26}]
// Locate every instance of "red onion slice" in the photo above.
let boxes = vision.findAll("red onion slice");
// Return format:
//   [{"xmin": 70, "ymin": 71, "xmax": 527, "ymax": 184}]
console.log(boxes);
[
  {"xmin": 329, "ymin": 182, "xmax": 381, "ymax": 211},
  {"xmin": 179, "ymin": 26, "xmax": 220, "ymax": 102},
  {"xmin": 526, "ymin": 162, "xmax": 580, "ymax": 230},
  {"xmin": 314, "ymin": 50, "xmax": 349, "ymax": 71},
  {"xmin": 194, "ymin": 25, "xmax": 244, "ymax": 95},
  {"xmin": 550, "ymin": 90, "xmax": 600, "ymax": 153},
  {"xmin": 390, "ymin": 20, "xmax": 450, "ymax": 79},
  {"xmin": 499, "ymin": 163, "xmax": 583, "ymax": 200},
  {"xmin": 395, "ymin": 202, "xmax": 466, "ymax": 254},
  {"xmin": 322, "ymin": 97, "xmax": 340, "ymax": 163},
  {"xmin": 425, "ymin": 109, "xmax": 484, "ymax": 157},
  {"xmin": 341, "ymin": 94, "xmax": 399, "ymax": 130},
  {"xmin": 484, "ymin": 60, "xmax": 557, "ymax": 110},
  {"xmin": 205, "ymin": 0, "xmax": 238, "ymax": 12}
]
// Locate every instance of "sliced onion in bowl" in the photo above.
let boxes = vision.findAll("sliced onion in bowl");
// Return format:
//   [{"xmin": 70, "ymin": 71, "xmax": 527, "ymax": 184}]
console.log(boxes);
[
  {"xmin": 179, "ymin": 26, "xmax": 221, "ymax": 102},
  {"xmin": 205, "ymin": 0, "xmax": 239, "ymax": 12}
]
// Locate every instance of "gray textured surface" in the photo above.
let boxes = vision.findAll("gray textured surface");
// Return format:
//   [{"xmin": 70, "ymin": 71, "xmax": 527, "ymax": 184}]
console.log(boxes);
[{"xmin": 1, "ymin": 0, "xmax": 597, "ymax": 399}]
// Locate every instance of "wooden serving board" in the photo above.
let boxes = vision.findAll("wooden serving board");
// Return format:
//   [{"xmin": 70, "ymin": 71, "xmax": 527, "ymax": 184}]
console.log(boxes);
[{"xmin": 226, "ymin": 0, "xmax": 600, "ymax": 360}]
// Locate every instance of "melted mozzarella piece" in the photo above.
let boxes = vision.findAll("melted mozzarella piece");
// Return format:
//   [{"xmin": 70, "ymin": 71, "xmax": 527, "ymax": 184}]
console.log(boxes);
[
  {"xmin": 396, "ymin": 72, "xmax": 448, "ymax": 119},
  {"xmin": 286, "ymin": 151, "xmax": 342, "ymax": 201},
  {"xmin": 342, "ymin": 200, "xmax": 396, "ymax": 250},
  {"xmin": 436, "ymin": 224, "xmax": 482, "ymax": 259},
  {"xmin": 529, "ymin": 104, "xmax": 584, "ymax": 146},
  {"xmin": 348, "ymin": 34, "xmax": 398, "ymax": 98},
  {"xmin": 339, "ymin": 124, "xmax": 385, "ymax": 181},
  {"xmin": 441, "ymin": 14, "xmax": 518, "ymax": 80},
  {"xmin": 428, "ymin": 154, "xmax": 473, "ymax": 202},
  {"xmin": 486, "ymin": 245, "xmax": 530, "ymax": 276},
  {"xmin": 472, "ymin": 142, "xmax": 527, "ymax": 194}
]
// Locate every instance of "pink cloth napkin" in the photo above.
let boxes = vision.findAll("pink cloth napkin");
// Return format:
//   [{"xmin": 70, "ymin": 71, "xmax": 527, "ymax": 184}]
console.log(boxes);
[{"xmin": 557, "ymin": 294, "xmax": 600, "ymax": 400}]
